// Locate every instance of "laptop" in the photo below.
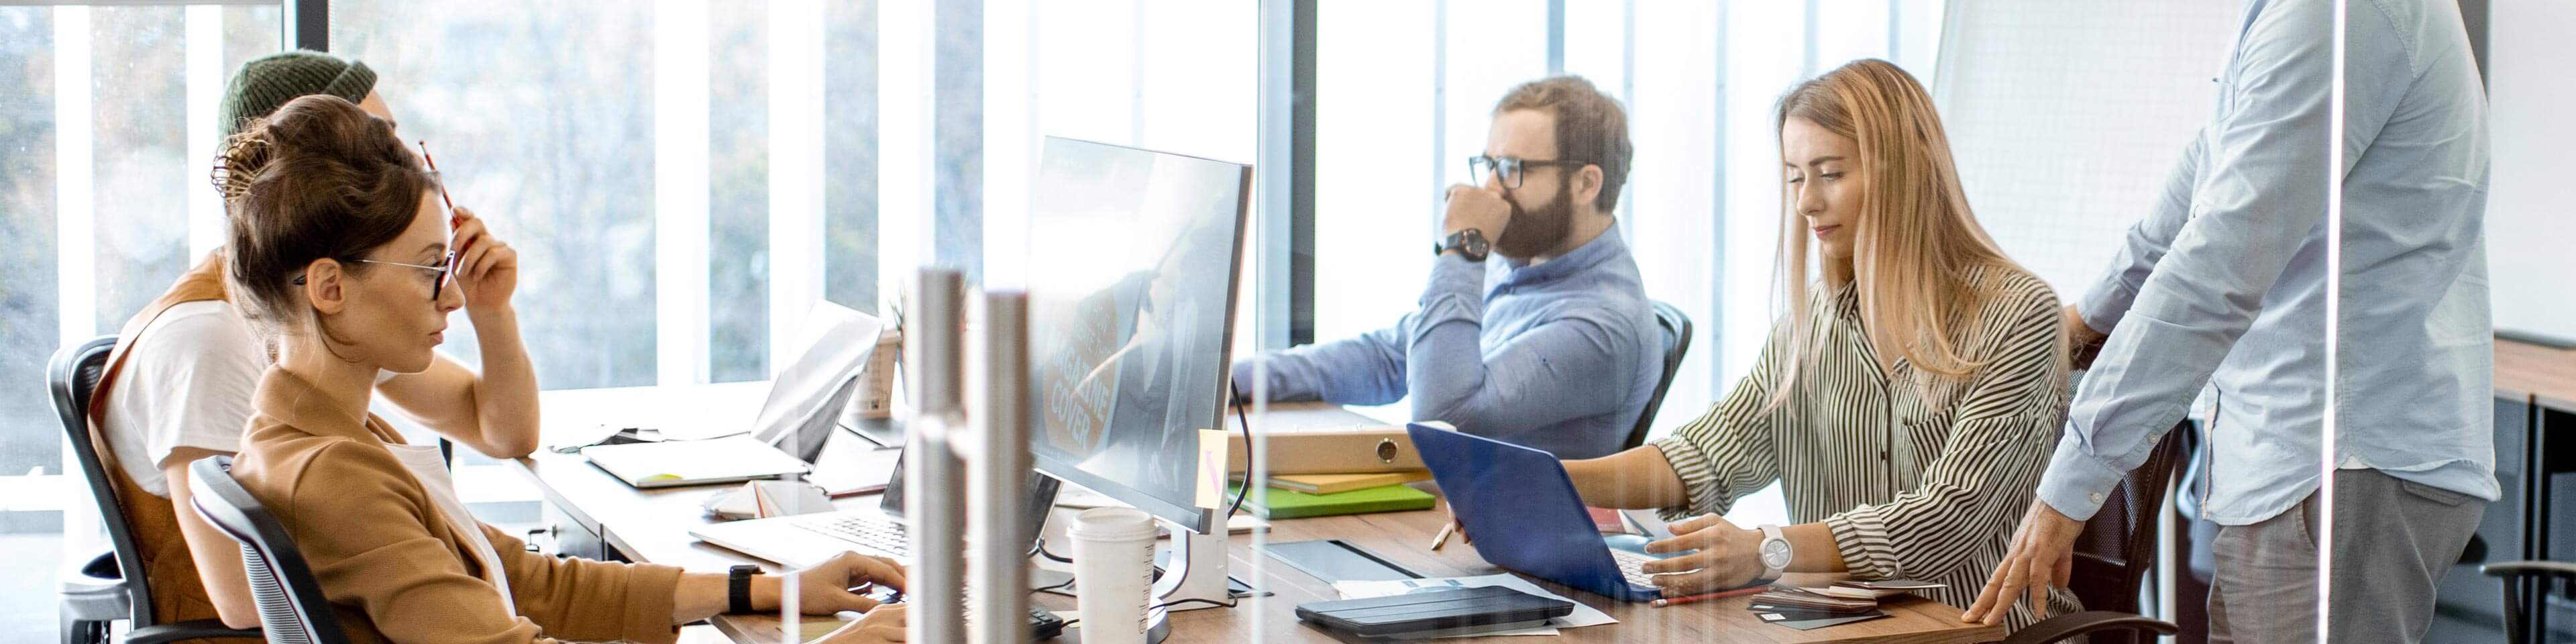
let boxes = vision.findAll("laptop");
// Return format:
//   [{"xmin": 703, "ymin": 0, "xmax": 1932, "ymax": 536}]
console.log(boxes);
[
  {"xmin": 1406, "ymin": 423, "xmax": 1697, "ymax": 602},
  {"xmin": 584, "ymin": 303, "xmax": 881, "ymax": 488},
  {"xmin": 689, "ymin": 450, "xmax": 1063, "ymax": 569}
]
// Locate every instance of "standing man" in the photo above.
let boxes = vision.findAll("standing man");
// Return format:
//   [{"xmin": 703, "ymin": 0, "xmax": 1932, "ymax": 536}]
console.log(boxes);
[
  {"xmin": 1231, "ymin": 76, "xmax": 1662, "ymax": 460},
  {"xmin": 1968, "ymin": 1, "xmax": 2493, "ymax": 641}
]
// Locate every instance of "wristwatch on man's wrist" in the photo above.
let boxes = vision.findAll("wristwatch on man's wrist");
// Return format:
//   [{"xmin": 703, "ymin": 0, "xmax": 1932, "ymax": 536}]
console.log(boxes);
[
  {"xmin": 1755, "ymin": 525, "xmax": 1792, "ymax": 583},
  {"xmin": 1436, "ymin": 228, "xmax": 1491, "ymax": 262}
]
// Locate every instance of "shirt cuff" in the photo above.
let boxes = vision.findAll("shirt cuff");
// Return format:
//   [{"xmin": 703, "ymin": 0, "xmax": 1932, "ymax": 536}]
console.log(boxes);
[
  {"xmin": 2076, "ymin": 278, "xmax": 2135, "ymax": 335},
  {"xmin": 620, "ymin": 564, "xmax": 686, "ymax": 644},
  {"xmin": 1649, "ymin": 437, "xmax": 1717, "ymax": 523},
  {"xmin": 2034, "ymin": 427, "xmax": 2127, "ymax": 522},
  {"xmin": 1823, "ymin": 505, "xmax": 1902, "ymax": 580}
]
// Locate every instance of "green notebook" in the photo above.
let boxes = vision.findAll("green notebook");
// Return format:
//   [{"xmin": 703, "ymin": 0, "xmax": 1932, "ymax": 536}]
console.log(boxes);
[{"xmin": 1227, "ymin": 482, "xmax": 1437, "ymax": 519}]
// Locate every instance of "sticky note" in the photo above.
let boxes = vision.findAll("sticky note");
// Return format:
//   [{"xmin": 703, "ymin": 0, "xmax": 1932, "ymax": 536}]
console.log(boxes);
[{"xmin": 1195, "ymin": 429, "xmax": 1228, "ymax": 508}]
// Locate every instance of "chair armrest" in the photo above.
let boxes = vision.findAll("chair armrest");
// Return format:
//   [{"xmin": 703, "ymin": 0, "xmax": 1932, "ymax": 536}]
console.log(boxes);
[
  {"xmin": 2482, "ymin": 560, "xmax": 2576, "ymax": 580},
  {"xmin": 1999, "ymin": 610, "xmax": 2180, "ymax": 644},
  {"xmin": 58, "ymin": 550, "xmax": 119, "ymax": 584},
  {"xmin": 121, "ymin": 619, "xmax": 261, "ymax": 643}
]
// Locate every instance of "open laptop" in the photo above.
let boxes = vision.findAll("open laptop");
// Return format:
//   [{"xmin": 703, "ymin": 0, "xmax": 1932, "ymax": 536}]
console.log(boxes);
[
  {"xmin": 689, "ymin": 450, "xmax": 1063, "ymax": 568},
  {"xmin": 1406, "ymin": 423, "xmax": 1697, "ymax": 602},
  {"xmin": 583, "ymin": 303, "xmax": 881, "ymax": 488}
]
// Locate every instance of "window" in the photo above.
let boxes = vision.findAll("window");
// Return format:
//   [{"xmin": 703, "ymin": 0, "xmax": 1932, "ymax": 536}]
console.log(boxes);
[{"xmin": 0, "ymin": 3, "xmax": 285, "ymax": 637}]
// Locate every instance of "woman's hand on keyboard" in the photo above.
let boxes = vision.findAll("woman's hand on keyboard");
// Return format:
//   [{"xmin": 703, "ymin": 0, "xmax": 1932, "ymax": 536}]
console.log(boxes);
[
  {"xmin": 791, "ymin": 552, "xmax": 911, "ymax": 614},
  {"xmin": 1638, "ymin": 514, "xmax": 1762, "ymax": 595},
  {"xmin": 816, "ymin": 602, "xmax": 908, "ymax": 643}
]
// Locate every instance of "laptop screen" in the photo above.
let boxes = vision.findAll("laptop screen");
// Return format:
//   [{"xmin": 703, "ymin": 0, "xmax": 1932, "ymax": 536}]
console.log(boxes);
[{"xmin": 878, "ymin": 451, "xmax": 1063, "ymax": 546}]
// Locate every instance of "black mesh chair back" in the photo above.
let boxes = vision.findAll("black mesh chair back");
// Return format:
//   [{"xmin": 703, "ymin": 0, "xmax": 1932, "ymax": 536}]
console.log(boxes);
[
  {"xmin": 188, "ymin": 455, "xmax": 350, "ymax": 644},
  {"xmin": 1620, "ymin": 301, "xmax": 1694, "ymax": 451},
  {"xmin": 52, "ymin": 335, "xmax": 263, "ymax": 643},
  {"xmin": 50, "ymin": 336, "xmax": 148, "ymax": 625},
  {"xmin": 2004, "ymin": 423, "xmax": 2188, "ymax": 644}
]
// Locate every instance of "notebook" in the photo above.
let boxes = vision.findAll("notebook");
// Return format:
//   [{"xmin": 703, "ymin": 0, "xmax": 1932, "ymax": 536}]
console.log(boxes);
[
  {"xmin": 584, "ymin": 435, "xmax": 814, "ymax": 488},
  {"xmin": 1236, "ymin": 471, "xmax": 1432, "ymax": 495},
  {"xmin": 1228, "ymin": 483, "xmax": 1437, "ymax": 519}
]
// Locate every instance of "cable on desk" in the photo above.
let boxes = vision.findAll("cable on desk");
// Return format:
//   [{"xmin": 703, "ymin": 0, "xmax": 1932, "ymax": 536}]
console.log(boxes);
[{"xmin": 1148, "ymin": 597, "xmax": 1239, "ymax": 612}]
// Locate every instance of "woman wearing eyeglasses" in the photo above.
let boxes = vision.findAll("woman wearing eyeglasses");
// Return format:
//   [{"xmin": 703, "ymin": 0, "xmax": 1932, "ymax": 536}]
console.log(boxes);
[
  {"xmin": 1538, "ymin": 59, "xmax": 2079, "ymax": 632},
  {"xmin": 78, "ymin": 50, "xmax": 553, "ymax": 634},
  {"xmin": 207, "ymin": 94, "xmax": 910, "ymax": 644}
]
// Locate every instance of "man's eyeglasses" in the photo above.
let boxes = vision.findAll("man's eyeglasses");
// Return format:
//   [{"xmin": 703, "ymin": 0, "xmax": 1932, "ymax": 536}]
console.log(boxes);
[{"xmin": 1468, "ymin": 154, "xmax": 1590, "ymax": 189}]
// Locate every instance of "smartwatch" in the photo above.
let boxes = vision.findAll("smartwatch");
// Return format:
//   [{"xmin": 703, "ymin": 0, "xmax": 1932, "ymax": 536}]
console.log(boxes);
[
  {"xmin": 727, "ymin": 564, "xmax": 761, "ymax": 614},
  {"xmin": 1755, "ymin": 525, "xmax": 1792, "ymax": 583},
  {"xmin": 1436, "ymin": 228, "xmax": 1491, "ymax": 262}
]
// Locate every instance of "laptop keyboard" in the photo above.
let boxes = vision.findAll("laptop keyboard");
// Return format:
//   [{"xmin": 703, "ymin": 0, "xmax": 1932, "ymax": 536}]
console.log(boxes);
[
  {"xmin": 1609, "ymin": 548, "xmax": 1665, "ymax": 586},
  {"xmin": 792, "ymin": 514, "xmax": 910, "ymax": 557}
]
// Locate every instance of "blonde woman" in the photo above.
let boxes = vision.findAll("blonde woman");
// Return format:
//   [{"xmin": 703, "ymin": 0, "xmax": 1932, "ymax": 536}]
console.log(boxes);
[{"xmin": 1546, "ymin": 58, "xmax": 2078, "ymax": 629}]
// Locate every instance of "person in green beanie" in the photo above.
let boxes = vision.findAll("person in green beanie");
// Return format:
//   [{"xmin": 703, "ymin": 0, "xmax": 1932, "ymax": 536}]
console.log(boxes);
[
  {"xmin": 85, "ymin": 49, "xmax": 544, "ymax": 633},
  {"xmin": 215, "ymin": 50, "xmax": 385, "ymax": 142}
]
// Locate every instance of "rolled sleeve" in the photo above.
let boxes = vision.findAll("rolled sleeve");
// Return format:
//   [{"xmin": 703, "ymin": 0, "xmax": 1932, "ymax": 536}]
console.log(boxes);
[
  {"xmin": 1650, "ymin": 436, "xmax": 1722, "ymax": 521},
  {"xmin": 1825, "ymin": 504, "xmax": 1902, "ymax": 580}
]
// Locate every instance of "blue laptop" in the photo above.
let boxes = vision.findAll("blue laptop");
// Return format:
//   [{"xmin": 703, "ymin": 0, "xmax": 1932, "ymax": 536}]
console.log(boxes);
[{"xmin": 1407, "ymin": 423, "xmax": 1690, "ymax": 602}]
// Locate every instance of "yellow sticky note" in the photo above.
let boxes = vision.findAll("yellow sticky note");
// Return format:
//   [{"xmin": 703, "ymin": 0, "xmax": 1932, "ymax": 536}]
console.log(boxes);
[{"xmin": 1194, "ymin": 428, "xmax": 1228, "ymax": 509}]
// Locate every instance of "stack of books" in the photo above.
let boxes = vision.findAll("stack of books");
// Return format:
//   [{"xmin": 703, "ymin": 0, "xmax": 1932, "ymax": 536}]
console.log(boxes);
[{"xmin": 1228, "ymin": 472, "xmax": 1436, "ymax": 519}]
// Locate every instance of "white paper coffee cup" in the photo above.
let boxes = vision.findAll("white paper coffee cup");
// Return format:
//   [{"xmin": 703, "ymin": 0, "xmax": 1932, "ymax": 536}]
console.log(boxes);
[{"xmin": 1068, "ymin": 507, "xmax": 1161, "ymax": 644}]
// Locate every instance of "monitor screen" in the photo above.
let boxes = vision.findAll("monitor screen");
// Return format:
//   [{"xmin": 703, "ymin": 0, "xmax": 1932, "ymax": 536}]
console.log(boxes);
[{"xmin": 1026, "ymin": 137, "xmax": 1251, "ymax": 535}]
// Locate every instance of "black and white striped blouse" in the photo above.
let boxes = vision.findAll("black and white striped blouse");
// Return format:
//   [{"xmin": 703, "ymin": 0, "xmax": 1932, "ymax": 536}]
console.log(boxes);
[{"xmin": 1650, "ymin": 264, "xmax": 2080, "ymax": 629}]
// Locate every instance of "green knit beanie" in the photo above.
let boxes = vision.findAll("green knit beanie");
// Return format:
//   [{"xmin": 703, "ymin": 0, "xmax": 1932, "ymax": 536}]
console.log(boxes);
[{"xmin": 216, "ymin": 50, "xmax": 378, "ymax": 142}]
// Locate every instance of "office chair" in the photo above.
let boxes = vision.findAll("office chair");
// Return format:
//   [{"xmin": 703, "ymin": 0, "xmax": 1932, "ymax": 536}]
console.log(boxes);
[
  {"xmin": 2482, "ymin": 560, "xmax": 2576, "ymax": 644},
  {"xmin": 2002, "ymin": 425, "xmax": 2188, "ymax": 644},
  {"xmin": 188, "ymin": 456, "xmax": 351, "ymax": 644},
  {"xmin": 50, "ymin": 335, "xmax": 262, "ymax": 644},
  {"xmin": 1619, "ymin": 301, "xmax": 1693, "ymax": 451}
]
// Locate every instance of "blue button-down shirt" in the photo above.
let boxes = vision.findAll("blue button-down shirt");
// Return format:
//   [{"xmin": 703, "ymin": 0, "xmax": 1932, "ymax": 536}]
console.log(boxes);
[
  {"xmin": 2036, "ymin": 0, "xmax": 2496, "ymax": 525},
  {"xmin": 1232, "ymin": 226, "xmax": 1662, "ymax": 459}
]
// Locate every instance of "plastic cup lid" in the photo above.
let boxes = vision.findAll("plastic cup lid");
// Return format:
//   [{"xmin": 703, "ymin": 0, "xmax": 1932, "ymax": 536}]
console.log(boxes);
[{"xmin": 1068, "ymin": 507, "xmax": 1161, "ymax": 541}]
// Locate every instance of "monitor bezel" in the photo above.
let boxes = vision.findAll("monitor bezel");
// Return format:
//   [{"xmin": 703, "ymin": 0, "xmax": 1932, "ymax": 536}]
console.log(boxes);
[{"xmin": 1024, "ymin": 136, "xmax": 1252, "ymax": 537}]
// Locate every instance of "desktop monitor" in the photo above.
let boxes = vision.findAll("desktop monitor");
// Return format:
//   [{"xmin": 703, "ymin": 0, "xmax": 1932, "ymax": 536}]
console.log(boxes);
[{"xmin": 1026, "ymin": 137, "xmax": 1252, "ymax": 537}]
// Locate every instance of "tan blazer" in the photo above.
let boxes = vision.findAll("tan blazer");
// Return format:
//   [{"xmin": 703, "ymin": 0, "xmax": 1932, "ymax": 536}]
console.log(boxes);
[{"xmin": 231, "ymin": 368, "xmax": 684, "ymax": 644}]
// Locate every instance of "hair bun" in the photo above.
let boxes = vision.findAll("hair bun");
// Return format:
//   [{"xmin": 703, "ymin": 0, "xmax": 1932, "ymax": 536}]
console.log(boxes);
[{"xmin": 211, "ymin": 119, "xmax": 276, "ymax": 202}]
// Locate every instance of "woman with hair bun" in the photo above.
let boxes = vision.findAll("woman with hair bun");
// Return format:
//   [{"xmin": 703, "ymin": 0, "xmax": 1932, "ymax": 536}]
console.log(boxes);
[{"xmin": 212, "ymin": 94, "xmax": 908, "ymax": 644}]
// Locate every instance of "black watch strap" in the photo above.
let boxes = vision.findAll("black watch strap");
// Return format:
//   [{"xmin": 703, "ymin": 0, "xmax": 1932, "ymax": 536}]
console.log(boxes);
[
  {"xmin": 728, "ymin": 564, "xmax": 760, "ymax": 614},
  {"xmin": 1438, "ymin": 228, "xmax": 1491, "ymax": 262}
]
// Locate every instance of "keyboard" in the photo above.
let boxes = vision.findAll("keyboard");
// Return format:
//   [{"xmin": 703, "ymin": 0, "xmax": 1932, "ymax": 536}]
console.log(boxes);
[
  {"xmin": 1610, "ymin": 548, "xmax": 1691, "ymax": 587},
  {"xmin": 792, "ymin": 513, "xmax": 910, "ymax": 557}
]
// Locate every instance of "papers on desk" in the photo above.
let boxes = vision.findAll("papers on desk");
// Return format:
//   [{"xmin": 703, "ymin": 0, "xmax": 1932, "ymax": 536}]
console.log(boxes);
[{"xmin": 1331, "ymin": 574, "xmax": 1616, "ymax": 637}]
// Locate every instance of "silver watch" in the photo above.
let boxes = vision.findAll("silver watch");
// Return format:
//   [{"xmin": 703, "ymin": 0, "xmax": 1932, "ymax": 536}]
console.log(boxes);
[{"xmin": 1756, "ymin": 525, "xmax": 1792, "ymax": 582}]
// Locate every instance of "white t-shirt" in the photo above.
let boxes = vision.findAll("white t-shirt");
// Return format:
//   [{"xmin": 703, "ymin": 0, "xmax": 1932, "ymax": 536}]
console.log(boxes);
[{"xmin": 99, "ymin": 300, "xmax": 270, "ymax": 497}]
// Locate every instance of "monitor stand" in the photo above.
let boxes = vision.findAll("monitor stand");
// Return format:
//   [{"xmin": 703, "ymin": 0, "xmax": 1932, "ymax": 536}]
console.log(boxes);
[{"xmin": 1059, "ymin": 521, "xmax": 1240, "ymax": 643}]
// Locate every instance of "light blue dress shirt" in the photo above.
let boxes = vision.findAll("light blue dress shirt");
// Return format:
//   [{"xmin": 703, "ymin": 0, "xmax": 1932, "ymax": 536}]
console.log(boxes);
[
  {"xmin": 2036, "ymin": 0, "xmax": 2496, "ymax": 525},
  {"xmin": 1231, "ymin": 226, "xmax": 1662, "ymax": 460}
]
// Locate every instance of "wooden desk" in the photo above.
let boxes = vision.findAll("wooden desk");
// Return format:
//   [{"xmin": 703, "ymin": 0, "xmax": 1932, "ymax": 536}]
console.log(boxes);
[
  {"xmin": 2500, "ymin": 339, "xmax": 2576, "ymax": 411},
  {"xmin": 2491, "ymin": 339, "xmax": 2576, "ymax": 640},
  {"xmin": 513, "ymin": 385, "xmax": 2003, "ymax": 644}
]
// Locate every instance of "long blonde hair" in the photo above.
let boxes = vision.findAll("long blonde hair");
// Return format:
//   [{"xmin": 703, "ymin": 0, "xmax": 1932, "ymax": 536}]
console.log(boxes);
[{"xmin": 1767, "ymin": 58, "xmax": 2034, "ymax": 405}]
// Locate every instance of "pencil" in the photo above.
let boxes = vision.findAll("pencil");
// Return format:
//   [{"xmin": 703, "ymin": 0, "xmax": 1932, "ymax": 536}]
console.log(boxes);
[
  {"xmin": 1428, "ymin": 523, "xmax": 1456, "ymax": 551},
  {"xmin": 1649, "ymin": 585, "xmax": 1768, "ymax": 608}
]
